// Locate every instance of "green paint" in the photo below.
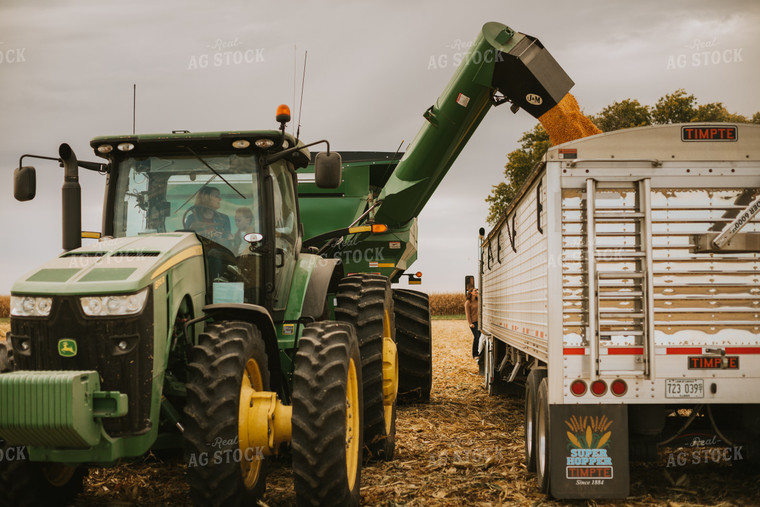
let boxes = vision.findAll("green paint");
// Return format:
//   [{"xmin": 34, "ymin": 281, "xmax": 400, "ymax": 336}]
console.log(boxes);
[
  {"xmin": 78, "ymin": 268, "xmax": 137, "ymax": 282},
  {"xmin": 26, "ymin": 268, "xmax": 80, "ymax": 283}
]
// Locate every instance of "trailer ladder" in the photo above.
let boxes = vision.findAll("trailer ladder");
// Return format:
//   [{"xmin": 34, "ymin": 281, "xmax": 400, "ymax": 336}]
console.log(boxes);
[{"xmin": 586, "ymin": 179, "xmax": 655, "ymax": 379}]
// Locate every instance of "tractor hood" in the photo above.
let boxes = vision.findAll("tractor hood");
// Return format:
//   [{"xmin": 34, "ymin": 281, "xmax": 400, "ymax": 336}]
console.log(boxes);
[{"xmin": 11, "ymin": 233, "xmax": 203, "ymax": 296}]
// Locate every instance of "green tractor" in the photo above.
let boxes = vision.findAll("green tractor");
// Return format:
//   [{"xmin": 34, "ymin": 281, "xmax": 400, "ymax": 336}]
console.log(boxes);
[
  {"xmin": 0, "ymin": 20, "xmax": 575, "ymax": 506},
  {"xmin": 1, "ymin": 106, "xmax": 399, "ymax": 506}
]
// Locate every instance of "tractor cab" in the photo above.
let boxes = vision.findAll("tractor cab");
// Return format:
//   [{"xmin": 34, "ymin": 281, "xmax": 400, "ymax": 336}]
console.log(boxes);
[{"xmin": 90, "ymin": 128, "xmax": 322, "ymax": 314}]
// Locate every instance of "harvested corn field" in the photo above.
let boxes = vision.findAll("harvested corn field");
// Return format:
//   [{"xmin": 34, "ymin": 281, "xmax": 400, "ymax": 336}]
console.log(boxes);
[{"xmin": 67, "ymin": 320, "xmax": 759, "ymax": 506}]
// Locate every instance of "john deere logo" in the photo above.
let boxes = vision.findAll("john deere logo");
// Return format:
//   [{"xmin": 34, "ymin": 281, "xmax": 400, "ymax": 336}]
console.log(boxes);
[{"xmin": 58, "ymin": 339, "xmax": 78, "ymax": 357}]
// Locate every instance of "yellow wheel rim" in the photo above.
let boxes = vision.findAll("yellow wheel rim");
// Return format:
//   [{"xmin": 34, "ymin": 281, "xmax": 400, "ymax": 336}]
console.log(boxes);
[
  {"xmin": 41, "ymin": 463, "xmax": 76, "ymax": 487},
  {"xmin": 381, "ymin": 308, "xmax": 398, "ymax": 435},
  {"xmin": 345, "ymin": 357, "xmax": 360, "ymax": 489},
  {"xmin": 239, "ymin": 357, "xmax": 264, "ymax": 489}
]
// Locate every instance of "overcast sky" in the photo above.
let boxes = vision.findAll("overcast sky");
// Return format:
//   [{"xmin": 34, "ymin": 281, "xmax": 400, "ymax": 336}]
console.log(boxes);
[{"xmin": 1, "ymin": 0, "xmax": 758, "ymax": 295}]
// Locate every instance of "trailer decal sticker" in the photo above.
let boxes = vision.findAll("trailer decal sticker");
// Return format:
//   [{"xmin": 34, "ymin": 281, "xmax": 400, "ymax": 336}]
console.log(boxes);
[
  {"xmin": 456, "ymin": 93, "xmax": 470, "ymax": 107},
  {"xmin": 558, "ymin": 148, "xmax": 577, "ymax": 159},
  {"xmin": 565, "ymin": 415, "xmax": 614, "ymax": 481},
  {"xmin": 282, "ymin": 324, "xmax": 295, "ymax": 335},
  {"xmin": 681, "ymin": 125, "xmax": 738, "ymax": 142},
  {"xmin": 688, "ymin": 356, "xmax": 739, "ymax": 369}
]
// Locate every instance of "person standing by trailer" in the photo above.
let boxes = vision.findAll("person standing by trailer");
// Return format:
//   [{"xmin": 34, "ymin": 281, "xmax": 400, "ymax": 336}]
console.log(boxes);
[{"xmin": 465, "ymin": 288, "xmax": 480, "ymax": 359}]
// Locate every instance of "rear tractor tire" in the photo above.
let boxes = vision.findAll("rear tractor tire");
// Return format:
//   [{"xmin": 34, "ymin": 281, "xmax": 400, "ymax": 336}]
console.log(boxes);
[
  {"xmin": 292, "ymin": 322, "xmax": 363, "ymax": 507},
  {"xmin": 336, "ymin": 274, "xmax": 398, "ymax": 461},
  {"xmin": 183, "ymin": 321, "xmax": 270, "ymax": 505},
  {"xmin": 392, "ymin": 289, "xmax": 432, "ymax": 404}
]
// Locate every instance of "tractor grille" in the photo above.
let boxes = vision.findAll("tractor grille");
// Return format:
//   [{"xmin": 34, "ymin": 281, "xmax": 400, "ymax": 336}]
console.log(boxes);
[{"xmin": 10, "ymin": 292, "xmax": 154, "ymax": 438}]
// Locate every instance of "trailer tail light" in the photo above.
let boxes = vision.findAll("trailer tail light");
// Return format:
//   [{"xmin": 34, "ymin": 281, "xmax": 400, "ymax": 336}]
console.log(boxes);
[
  {"xmin": 610, "ymin": 379, "xmax": 627, "ymax": 396},
  {"xmin": 590, "ymin": 380, "xmax": 607, "ymax": 396},
  {"xmin": 570, "ymin": 379, "xmax": 587, "ymax": 396}
]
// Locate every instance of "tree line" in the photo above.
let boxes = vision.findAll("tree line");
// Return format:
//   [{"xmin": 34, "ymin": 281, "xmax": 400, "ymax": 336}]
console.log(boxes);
[{"xmin": 485, "ymin": 89, "xmax": 760, "ymax": 225}]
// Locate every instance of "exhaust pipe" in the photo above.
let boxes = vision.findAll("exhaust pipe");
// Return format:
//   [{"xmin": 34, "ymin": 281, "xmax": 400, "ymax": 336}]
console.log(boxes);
[{"xmin": 59, "ymin": 143, "xmax": 81, "ymax": 252}]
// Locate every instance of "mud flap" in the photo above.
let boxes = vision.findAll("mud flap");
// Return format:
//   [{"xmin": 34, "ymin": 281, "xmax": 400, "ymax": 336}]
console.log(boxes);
[{"xmin": 549, "ymin": 404, "xmax": 629, "ymax": 499}]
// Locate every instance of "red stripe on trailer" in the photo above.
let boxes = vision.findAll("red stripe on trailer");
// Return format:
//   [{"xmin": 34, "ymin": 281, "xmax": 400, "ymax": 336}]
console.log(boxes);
[
  {"xmin": 725, "ymin": 347, "xmax": 760, "ymax": 354},
  {"xmin": 605, "ymin": 347, "xmax": 644, "ymax": 355},
  {"xmin": 666, "ymin": 347, "xmax": 703, "ymax": 355},
  {"xmin": 563, "ymin": 347, "xmax": 586, "ymax": 355}
]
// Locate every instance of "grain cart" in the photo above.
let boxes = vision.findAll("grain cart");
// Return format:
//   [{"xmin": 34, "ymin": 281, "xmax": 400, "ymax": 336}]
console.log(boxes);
[
  {"xmin": 0, "ymin": 108, "xmax": 398, "ymax": 506},
  {"xmin": 479, "ymin": 123, "xmax": 760, "ymax": 498},
  {"xmin": 297, "ymin": 21, "xmax": 575, "ymax": 403}
]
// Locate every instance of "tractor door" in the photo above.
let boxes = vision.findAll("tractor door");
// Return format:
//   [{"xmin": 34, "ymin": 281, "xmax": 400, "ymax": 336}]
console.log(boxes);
[{"xmin": 267, "ymin": 161, "xmax": 299, "ymax": 311}]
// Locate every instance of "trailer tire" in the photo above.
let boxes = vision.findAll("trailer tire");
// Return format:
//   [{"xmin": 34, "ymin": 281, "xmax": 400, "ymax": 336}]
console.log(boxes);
[
  {"xmin": 535, "ymin": 378, "xmax": 551, "ymax": 494},
  {"xmin": 336, "ymin": 274, "xmax": 397, "ymax": 461},
  {"xmin": 183, "ymin": 321, "xmax": 270, "ymax": 505},
  {"xmin": 292, "ymin": 322, "xmax": 363, "ymax": 507},
  {"xmin": 525, "ymin": 369, "xmax": 547, "ymax": 472},
  {"xmin": 392, "ymin": 289, "xmax": 432, "ymax": 404}
]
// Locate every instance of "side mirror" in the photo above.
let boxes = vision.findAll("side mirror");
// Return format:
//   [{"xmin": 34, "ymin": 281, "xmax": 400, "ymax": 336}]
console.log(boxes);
[
  {"xmin": 244, "ymin": 232, "xmax": 264, "ymax": 245},
  {"xmin": 314, "ymin": 151, "xmax": 342, "ymax": 189},
  {"xmin": 14, "ymin": 166, "xmax": 36, "ymax": 201}
]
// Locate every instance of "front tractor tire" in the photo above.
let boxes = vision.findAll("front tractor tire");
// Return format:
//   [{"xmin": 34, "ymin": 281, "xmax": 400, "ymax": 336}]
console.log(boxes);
[
  {"xmin": 292, "ymin": 322, "xmax": 363, "ymax": 507},
  {"xmin": 0, "ymin": 341, "xmax": 86, "ymax": 507},
  {"xmin": 183, "ymin": 321, "xmax": 270, "ymax": 505},
  {"xmin": 336, "ymin": 274, "xmax": 398, "ymax": 461},
  {"xmin": 393, "ymin": 289, "xmax": 432, "ymax": 404}
]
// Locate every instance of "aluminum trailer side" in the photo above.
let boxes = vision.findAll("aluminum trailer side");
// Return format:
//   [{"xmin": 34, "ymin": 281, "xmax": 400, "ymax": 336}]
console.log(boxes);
[{"xmin": 480, "ymin": 123, "xmax": 760, "ymax": 499}]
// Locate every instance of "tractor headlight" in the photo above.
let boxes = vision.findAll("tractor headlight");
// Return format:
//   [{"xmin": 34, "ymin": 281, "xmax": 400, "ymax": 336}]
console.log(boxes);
[
  {"xmin": 11, "ymin": 295, "xmax": 53, "ymax": 317},
  {"xmin": 80, "ymin": 288, "xmax": 149, "ymax": 317}
]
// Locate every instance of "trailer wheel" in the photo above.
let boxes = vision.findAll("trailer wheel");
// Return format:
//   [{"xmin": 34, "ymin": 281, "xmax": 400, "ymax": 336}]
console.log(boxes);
[
  {"xmin": 484, "ymin": 335, "xmax": 503, "ymax": 395},
  {"xmin": 392, "ymin": 289, "xmax": 432, "ymax": 404},
  {"xmin": 183, "ymin": 321, "xmax": 269, "ymax": 505},
  {"xmin": 292, "ymin": 322, "xmax": 363, "ymax": 506},
  {"xmin": 525, "ymin": 369, "xmax": 547, "ymax": 471},
  {"xmin": 535, "ymin": 377, "xmax": 551, "ymax": 494},
  {"xmin": 336, "ymin": 274, "xmax": 397, "ymax": 461}
]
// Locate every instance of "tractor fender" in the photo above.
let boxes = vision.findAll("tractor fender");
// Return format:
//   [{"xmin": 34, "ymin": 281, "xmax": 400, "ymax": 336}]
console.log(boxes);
[
  {"xmin": 302, "ymin": 257, "xmax": 343, "ymax": 320},
  {"xmin": 201, "ymin": 303, "xmax": 282, "ymax": 394}
]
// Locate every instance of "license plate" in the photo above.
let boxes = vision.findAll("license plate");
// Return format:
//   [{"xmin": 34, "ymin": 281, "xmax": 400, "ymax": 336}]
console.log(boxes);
[{"xmin": 665, "ymin": 379, "xmax": 704, "ymax": 399}]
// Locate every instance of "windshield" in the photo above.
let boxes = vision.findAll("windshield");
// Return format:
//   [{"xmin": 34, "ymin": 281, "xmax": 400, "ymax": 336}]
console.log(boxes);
[{"xmin": 112, "ymin": 154, "xmax": 262, "ymax": 251}]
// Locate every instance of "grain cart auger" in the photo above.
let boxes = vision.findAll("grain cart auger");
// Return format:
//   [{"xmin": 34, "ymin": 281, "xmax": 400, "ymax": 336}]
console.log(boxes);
[
  {"xmin": 0, "ymin": 105, "xmax": 399, "ymax": 506},
  {"xmin": 297, "ymin": 21, "xmax": 574, "ymax": 403}
]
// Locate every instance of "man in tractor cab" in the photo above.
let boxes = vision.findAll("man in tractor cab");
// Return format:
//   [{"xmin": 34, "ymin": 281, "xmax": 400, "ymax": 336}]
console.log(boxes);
[{"xmin": 183, "ymin": 185, "xmax": 233, "ymax": 249}]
